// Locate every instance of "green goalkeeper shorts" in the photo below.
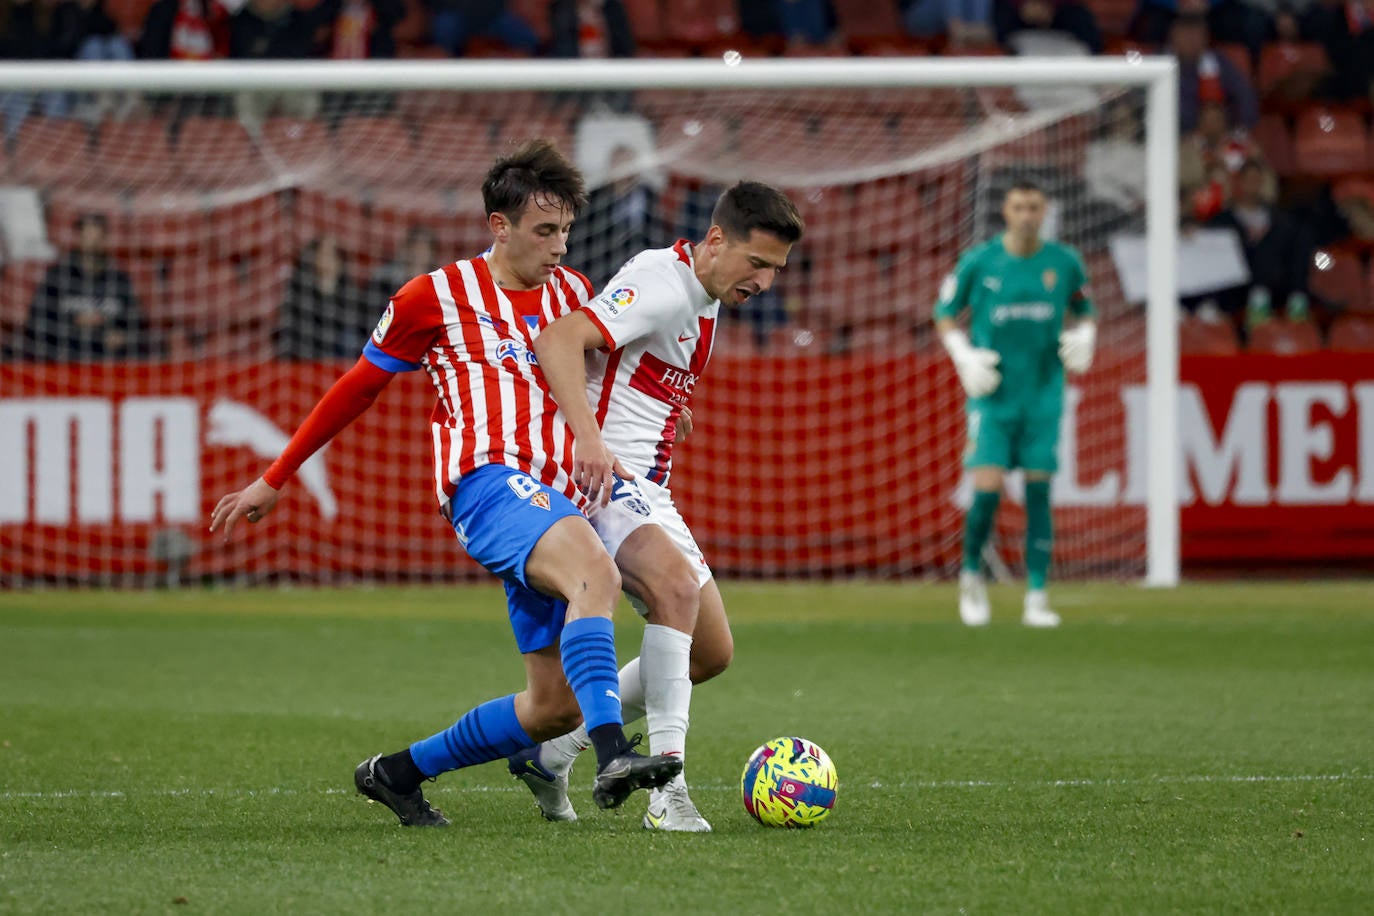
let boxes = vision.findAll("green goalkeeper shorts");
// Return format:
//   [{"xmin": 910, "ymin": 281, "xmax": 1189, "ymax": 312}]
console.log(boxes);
[{"xmin": 963, "ymin": 405, "xmax": 1061, "ymax": 473}]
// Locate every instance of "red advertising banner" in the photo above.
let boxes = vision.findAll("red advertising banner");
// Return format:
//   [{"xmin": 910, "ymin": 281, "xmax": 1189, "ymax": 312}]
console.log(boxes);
[{"xmin": 1, "ymin": 351, "xmax": 1370, "ymax": 582}]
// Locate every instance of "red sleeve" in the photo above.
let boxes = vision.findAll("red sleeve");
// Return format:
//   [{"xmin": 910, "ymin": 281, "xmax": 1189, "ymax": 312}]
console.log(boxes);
[{"xmin": 263, "ymin": 357, "xmax": 394, "ymax": 489}]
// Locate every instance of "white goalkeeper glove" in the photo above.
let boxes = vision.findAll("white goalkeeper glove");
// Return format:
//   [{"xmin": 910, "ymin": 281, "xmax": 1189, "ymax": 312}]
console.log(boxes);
[
  {"xmin": 941, "ymin": 328, "xmax": 1001, "ymax": 399},
  {"xmin": 1058, "ymin": 321, "xmax": 1096, "ymax": 374}
]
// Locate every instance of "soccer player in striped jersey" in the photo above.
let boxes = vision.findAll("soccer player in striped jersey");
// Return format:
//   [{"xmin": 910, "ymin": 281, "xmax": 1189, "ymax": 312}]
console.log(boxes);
[
  {"xmin": 934, "ymin": 180, "xmax": 1096, "ymax": 628},
  {"xmin": 505, "ymin": 181, "xmax": 804, "ymax": 831},
  {"xmin": 209, "ymin": 140, "xmax": 681, "ymax": 826}
]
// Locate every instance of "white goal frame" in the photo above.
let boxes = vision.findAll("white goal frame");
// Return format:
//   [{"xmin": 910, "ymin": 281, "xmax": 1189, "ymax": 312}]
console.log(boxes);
[{"xmin": 0, "ymin": 57, "xmax": 1179, "ymax": 587}]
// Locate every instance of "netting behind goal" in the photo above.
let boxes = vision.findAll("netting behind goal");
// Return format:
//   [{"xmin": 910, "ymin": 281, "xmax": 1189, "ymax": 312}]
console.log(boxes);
[{"xmin": 0, "ymin": 70, "xmax": 1154, "ymax": 585}]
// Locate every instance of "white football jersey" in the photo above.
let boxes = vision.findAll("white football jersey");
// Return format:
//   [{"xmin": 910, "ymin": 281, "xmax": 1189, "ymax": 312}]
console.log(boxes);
[{"xmin": 580, "ymin": 240, "xmax": 718, "ymax": 486}]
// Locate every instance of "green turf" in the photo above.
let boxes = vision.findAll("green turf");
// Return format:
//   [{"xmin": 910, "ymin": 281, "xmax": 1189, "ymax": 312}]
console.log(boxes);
[{"xmin": 1, "ymin": 582, "xmax": 1371, "ymax": 914}]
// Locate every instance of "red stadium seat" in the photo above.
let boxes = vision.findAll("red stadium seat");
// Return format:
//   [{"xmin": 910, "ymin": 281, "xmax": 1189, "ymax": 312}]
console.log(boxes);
[
  {"xmin": 95, "ymin": 118, "xmax": 175, "ymax": 187},
  {"xmin": 408, "ymin": 114, "xmax": 502, "ymax": 187},
  {"xmin": 1257, "ymin": 42, "xmax": 1329, "ymax": 104},
  {"xmin": 1327, "ymin": 312, "xmax": 1374, "ymax": 350},
  {"xmin": 1247, "ymin": 318, "xmax": 1322, "ymax": 354},
  {"xmin": 174, "ymin": 117, "xmax": 265, "ymax": 188},
  {"xmin": 205, "ymin": 194, "xmax": 288, "ymax": 258},
  {"xmin": 1251, "ymin": 114, "xmax": 1294, "ymax": 177},
  {"xmin": 509, "ymin": 0, "xmax": 551, "ymax": 44},
  {"xmin": 1179, "ymin": 315, "xmax": 1240, "ymax": 355},
  {"xmin": 1292, "ymin": 107, "xmax": 1368, "ymax": 177},
  {"xmin": 259, "ymin": 117, "xmax": 334, "ymax": 182},
  {"xmin": 831, "ymin": 0, "xmax": 903, "ymax": 50},
  {"xmin": 333, "ymin": 116, "xmax": 416, "ymax": 186},
  {"xmin": 1308, "ymin": 248, "xmax": 1367, "ymax": 312},
  {"xmin": 12, "ymin": 118, "xmax": 93, "ymax": 188},
  {"xmin": 660, "ymin": 0, "xmax": 736, "ymax": 46},
  {"xmin": 507, "ymin": 112, "xmax": 574, "ymax": 158},
  {"xmin": 623, "ymin": 0, "xmax": 663, "ymax": 43}
]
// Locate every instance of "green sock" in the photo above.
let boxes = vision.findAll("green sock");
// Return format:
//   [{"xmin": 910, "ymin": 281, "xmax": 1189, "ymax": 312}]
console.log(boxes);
[
  {"xmin": 1025, "ymin": 480, "xmax": 1052, "ymax": 591},
  {"xmin": 962, "ymin": 490, "xmax": 1001, "ymax": 573}
]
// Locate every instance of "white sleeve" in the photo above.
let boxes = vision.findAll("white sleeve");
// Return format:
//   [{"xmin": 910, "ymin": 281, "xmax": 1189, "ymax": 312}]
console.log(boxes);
[{"xmin": 582, "ymin": 264, "xmax": 686, "ymax": 351}]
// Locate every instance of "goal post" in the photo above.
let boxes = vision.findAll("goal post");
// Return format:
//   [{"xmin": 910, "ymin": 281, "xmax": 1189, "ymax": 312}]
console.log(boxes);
[{"xmin": 0, "ymin": 57, "xmax": 1178, "ymax": 587}]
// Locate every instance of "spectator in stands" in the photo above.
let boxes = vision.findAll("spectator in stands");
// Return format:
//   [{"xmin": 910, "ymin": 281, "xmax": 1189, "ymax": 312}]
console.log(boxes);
[
  {"xmin": 575, "ymin": 144, "xmax": 668, "ymax": 288},
  {"xmin": 1209, "ymin": 158, "xmax": 1315, "ymax": 306},
  {"xmin": 550, "ymin": 0, "xmax": 635, "ymax": 57},
  {"xmin": 738, "ymin": 0, "xmax": 837, "ymax": 47},
  {"xmin": 0, "ymin": 0, "xmax": 79, "ymax": 137},
  {"xmin": 21, "ymin": 213, "xmax": 148, "ymax": 361},
  {"xmin": 1303, "ymin": 0, "xmax": 1374, "ymax": 99},
  {"xmin": 137, "ymin": 0, "xmax": 230, "ymax": 58},
  {"xmin": 1132, "ymin": 0, "xmax": 1270, "ymax": 57},
  {"xmin": 229, "ymin": 0, "xmax": 331, "ymax": 132},
  {"xmin": 276, "ymin": 235, "xmax": 372, "ymax": 359},
  {"xmin": 1180, "ymin": 99, "xmax": 1269, "ymax": 221},
  {"xmin": 993, "ymin": 0, "xmax": 1102, "ymax": 53},
  {"xmin": 902, "ymin": 0, "xmax": 996, "ymax": 46},
  {"xmin": 318, "ymin": 0, "xmax": 406, "ymax": 58},
  {"xmin": 427, "ymin": 0, "xmax": 540, "ymax": 56},
  {"xmin": 369, "ymin": 225, "xmax": 439, "ymax": 304},
  {"xmin": 1084, "ymin": 94, "xmax": 1146, "ymax": 234},
  {"xmin": 1170, "ymin": 13, "xmax": 1259, "ymax": 133}
]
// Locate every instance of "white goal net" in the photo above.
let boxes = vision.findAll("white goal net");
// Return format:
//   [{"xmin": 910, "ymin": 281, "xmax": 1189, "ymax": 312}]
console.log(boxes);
[{"xmin": 0, "ymin": 59, "xmax": 1177, "ymax": 587}]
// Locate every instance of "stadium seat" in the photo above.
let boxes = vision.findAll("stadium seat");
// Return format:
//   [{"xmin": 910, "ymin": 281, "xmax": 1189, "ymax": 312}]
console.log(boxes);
[
  {"xmin": 408, "ymin": 114, "xmax": 502, "ymax": 187},
  {"xmin": 511, "ymin": 112, "xmax": 575, "ymax": 159},
  {"xmin": 831, "ymin": 0, "xmax": 903, "ymax": 49},
  {"xmin": 95, "ymin": 118, "xmax": 175, "ymax": 188},
  {"xmin": 259, "ymin": 117, "xmax": 334, "ymax": 183},
  {"xmin": 206, "ymin": 194, "xmax": 288, "ymax": 258},
  {"xmin": 1327, "ymin": 312, "xmax": 1374, "ymax": 350},
  {"xmin": 12, "ymin": 118, "xmax": 93, "ymax": 188},
  {"xmin": 1308, "ymin": 248, "xmax": 1368, "ymax": 312},
  {"xmin": 333, "ymin": 116, "xmax": 416, "ymax": 186},
  {"xmin": 509, "ymin": 0, "xmax": 551, "ymax": 45},
  {"xmin": 623, "ymin": 0, "xmax": 663, "ymax": 43},
  {"xmin": 1251, "ymin": 114, "xmax": 1294, "ymax": 177},
  {"xmin": 369, "ymin": 185, "xmax": 492, "ymax": 261},
  {"xmin": 174, "ymin": 117, "xmax": 265, "ymax": 189},
  {"xmin": 1292, "ymin": 107, "xmax": 1368, "ymax": 177},
  {"xmin": 660, "ymin": 0, "xmax": 736, "ymax": 46},
  {"xmin": 1247, "ymin": 317, "xmax": 1322, "ymax": 354},
  {"xmin": 1178, "ymin": 314, "xmax": 1240, "ymax": 355},
  {"xmin": 1257, "ymin": 42, "xmax": 1329, "ymax": 104}
]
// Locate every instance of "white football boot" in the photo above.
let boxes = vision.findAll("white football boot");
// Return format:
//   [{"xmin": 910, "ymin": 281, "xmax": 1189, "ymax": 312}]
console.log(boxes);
[
  {"xmin": 1022, "ymin": 589, "xmax": 1061, "ymax": 628},
  {"xmin": 958, "ymin": 570, "xmax": 991, "ymax": 626},
  {"xmin": 508, "ymin": 746, "xmax": 577, "ymax": 822},
  {"xmin": 642, "ymin": 777, "xmax": 712, "ymax": 833}
]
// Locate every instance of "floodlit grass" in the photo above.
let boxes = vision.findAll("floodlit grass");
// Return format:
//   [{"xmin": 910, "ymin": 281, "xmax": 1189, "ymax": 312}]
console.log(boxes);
[{"xmin": 1, "ymin": 582, "xmax": 1371, "ymax": 914}]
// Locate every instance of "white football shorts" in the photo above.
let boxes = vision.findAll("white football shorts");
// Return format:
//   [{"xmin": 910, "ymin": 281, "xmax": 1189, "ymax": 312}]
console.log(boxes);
[{"xmin": 587, "ymin": 474, "xmax": 713, "ymax": 617}]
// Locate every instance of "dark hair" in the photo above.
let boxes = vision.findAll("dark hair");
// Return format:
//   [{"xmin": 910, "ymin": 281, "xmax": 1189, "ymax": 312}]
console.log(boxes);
[
  {"xmin": 482, "ymin": 139, "xmax": 587, "ymax": 223},
  {"xmin": 1005, "ymin": 180, "xmax": 1045, "ymax": 198},
  {"xmin": 710, "ymin": 181, "xmax": 804, "ymax": 244},
  {"xmin": 1173, "ymin": 12, "xmax": 1207, "ymax": 28}
]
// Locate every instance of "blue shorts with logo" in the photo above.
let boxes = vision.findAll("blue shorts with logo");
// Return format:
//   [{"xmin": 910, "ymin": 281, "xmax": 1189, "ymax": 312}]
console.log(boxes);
[{"xmin": 448, "ymin": 463, "xmax": 582, "ymax": 653}]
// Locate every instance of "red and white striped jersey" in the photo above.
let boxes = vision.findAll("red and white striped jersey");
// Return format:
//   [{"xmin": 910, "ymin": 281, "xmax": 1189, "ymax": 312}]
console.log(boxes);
[
  {"xmin": 581, "ymin": 240, "xmax": 718, "ymax": 486},
  {"xmin": 362, "ymin": 254, "xmax": 594, "ymax": 508}
]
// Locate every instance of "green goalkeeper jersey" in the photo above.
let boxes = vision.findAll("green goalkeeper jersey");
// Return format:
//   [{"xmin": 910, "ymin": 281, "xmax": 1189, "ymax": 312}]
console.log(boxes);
[{"xmin": 933, "ymin": 236, "xmax": 1094, "ymax": 415}]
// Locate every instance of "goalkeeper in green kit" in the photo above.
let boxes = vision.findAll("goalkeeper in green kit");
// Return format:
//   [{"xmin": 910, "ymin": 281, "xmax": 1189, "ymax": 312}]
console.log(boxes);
[{"xmin": 933, "ymin": 181, "xmax": 1096, "ymax": 628}]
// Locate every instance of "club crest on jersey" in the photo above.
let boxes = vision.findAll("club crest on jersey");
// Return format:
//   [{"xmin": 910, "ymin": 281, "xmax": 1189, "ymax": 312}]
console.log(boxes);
[
  {"xmin": 372, "ymin": 302, "xmax": 395, "ymax": 344},
  {"xmin": 529, "ymin": 492, "xmax": 551, "ymax": 511},
  {"xmin": 1042, "ymin": 269, "xmax": 1058, "ymax": 291},
  {"xmin": 600, "ymin": 285, "xmax": 638, "ymax": 317}
]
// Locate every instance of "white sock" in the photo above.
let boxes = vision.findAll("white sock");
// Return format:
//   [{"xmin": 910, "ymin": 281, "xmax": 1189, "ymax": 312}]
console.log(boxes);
[
  {"xmin": 539, "ymin": 657, "xmax": 647, "ymax": 776},
  {"xmin": 640, "ymin": 623, "xmax": 693, "ymax": 765}
]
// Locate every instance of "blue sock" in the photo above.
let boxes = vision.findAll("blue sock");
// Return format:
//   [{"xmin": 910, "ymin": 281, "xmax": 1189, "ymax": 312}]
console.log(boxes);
[
  {"xmin": 560, "ymin": 616, "xmax": 623, "ymax": 734},
  {"xmin": 409, "ymin": 694, "xmax": 532, "ymax": 778}
]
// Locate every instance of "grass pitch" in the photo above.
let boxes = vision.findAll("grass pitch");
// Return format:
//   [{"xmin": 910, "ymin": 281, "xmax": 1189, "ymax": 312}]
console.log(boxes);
[{"xmin": 1, "ymin": 582, "xmax": 1371, "ymax": 914}]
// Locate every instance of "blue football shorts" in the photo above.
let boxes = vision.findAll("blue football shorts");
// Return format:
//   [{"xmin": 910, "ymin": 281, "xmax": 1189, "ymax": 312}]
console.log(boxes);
[{"xmin": 447, "ymin": 463, "xmax": 583, "ymax": 653}]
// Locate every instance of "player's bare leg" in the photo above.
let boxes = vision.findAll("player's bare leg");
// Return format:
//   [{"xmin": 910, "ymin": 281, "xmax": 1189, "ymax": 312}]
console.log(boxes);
[
  {"xmin": 960, "ymin": 465, "xmax": 1003, "ymax": 626},
  {"xmin": 525, "ymin": 517, "xmax": 682, "ymax": 810},
  {"xmin": 1021, "ymin": 470, "xmax": 1060, "ymax": 628}
]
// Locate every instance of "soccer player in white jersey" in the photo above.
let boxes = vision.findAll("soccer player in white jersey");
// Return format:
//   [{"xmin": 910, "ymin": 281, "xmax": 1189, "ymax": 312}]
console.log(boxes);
[
  {"xmin": 506, "ymin": 181, "xmax": 804, "ymax": 831},
  {"xmin": 209, "ymin": 140, "xmax": 681, "ymax": 827}
]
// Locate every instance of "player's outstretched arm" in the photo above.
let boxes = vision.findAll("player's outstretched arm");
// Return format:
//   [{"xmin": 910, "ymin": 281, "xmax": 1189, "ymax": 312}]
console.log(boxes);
[
  {"xmin": 534, "ymin": 310, "xmax": 632, "ymax": 506},
  {"xmin": 209, "ymin": 356, "xmax": 394, "ymax": 541}
]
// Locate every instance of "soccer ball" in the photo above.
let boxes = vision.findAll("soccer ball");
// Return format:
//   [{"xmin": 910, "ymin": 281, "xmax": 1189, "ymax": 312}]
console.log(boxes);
[{"xmin": 740, "ymin": 736, "xmax": 838, "ymax": 828}]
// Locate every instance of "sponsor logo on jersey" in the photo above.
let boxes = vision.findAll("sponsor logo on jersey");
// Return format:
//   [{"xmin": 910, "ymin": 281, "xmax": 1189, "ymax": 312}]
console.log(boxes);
[
  {"xmin": 372, "ymin": 302, "xmax": 395, "ymax": 344},
  {"xmin": 529, "ymin": 492, "xmax": 551, "ymax": 511},
  {"xmin": 495, "ymin": 339, "xmax": 538, "ymax": 365},
  {"xmin": 629, "ymin": 352, "xmax": 698, "ymax": 406},
  {"xmin": 990, "ymin": 302, "xmax": 1055, "ymax": 325},
  {"xmin": 600, "ymin": 285, "xmax": 638, "ymax": 317},
  {"xmin": 1042, "ymin": 269, "xmax": 1058, "ymax": 291},
  {"xmin": 982, "ymin": 276, "xmax": 1001, "ymax": 292}
]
